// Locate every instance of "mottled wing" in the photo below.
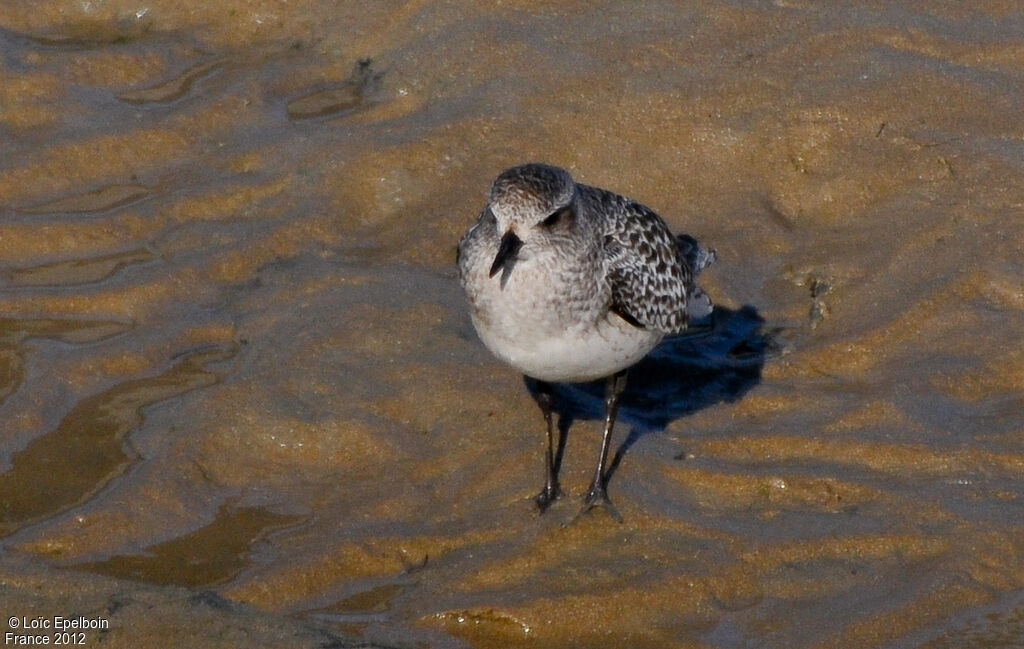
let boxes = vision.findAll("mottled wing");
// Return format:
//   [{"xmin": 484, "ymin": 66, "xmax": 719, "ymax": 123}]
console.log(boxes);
[{"xmin": 586, "ymin": 186, "xmax": 693, "ymax": 334}]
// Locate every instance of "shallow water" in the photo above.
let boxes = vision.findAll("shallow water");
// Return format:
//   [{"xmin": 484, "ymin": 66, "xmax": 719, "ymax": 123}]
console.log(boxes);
[{"xmin": 1, "ymin": 1, "xmax": 1023, "ymax": 647}]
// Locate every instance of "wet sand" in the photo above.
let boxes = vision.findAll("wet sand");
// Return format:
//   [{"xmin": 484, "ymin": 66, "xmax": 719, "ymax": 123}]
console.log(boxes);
[{"xmin": 1, "ymin": 1, "xmax": 1023, "ymax": 647}]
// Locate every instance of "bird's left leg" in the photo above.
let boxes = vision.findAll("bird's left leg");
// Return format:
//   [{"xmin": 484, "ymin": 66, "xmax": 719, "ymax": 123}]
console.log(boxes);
[{"xmin": 581, "ymin": 369, "xmax": 627, "ymax": 521}]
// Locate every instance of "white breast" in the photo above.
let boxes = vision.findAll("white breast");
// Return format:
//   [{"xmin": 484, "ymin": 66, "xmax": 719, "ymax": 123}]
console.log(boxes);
[{"xmin": 467, "ymin": 256, "xmax": 663, "ymax": 383}]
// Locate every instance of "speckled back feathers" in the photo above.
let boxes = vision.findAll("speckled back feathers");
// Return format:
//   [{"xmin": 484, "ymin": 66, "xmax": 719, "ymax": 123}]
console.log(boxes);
[
  {"xmin": 458, "ymin": 164, "xmax": 714, "ymax": 337},
  {"xmin": 578, "ymin": 184, "xmax": 711, "ymax": 333}
]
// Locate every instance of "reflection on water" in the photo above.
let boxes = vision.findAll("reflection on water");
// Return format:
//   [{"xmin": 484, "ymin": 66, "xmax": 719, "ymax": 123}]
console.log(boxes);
[
  {"xmin": 80, "ymin": 504, "xmax": 302, "ymax": 588},
  {"xmin": 0, "ymin": 345, "xmax": 234, "ymax": 537},
  {"xmin": 286, "ymin": 59, "xmax": 383, "ymax": 120},
  {"xmin": 4, "ymin": 247, "xmax": 156, "ymax": 287},
  {"xmin": 117, "ymin": 59, "xmax": 223, "ymax": 105},
  {"xmin": 1, "ymin": 0, "xmax": 1023, "ymax": 648}
]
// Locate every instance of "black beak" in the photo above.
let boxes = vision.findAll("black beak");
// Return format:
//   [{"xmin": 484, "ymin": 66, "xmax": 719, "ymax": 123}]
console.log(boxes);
[{"xmin": 489, "ymin": 230, "xmax": 523, "ymax": 278}]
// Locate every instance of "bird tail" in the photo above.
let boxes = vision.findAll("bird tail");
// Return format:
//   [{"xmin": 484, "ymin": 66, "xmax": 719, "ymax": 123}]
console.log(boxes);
[
  {"xmin": 675, "ymin": 234, "xmax": 716, "ymax": 275},
  {"xmin": 676, "ymin": 234, "xmax": 716, "ymax": 320}
]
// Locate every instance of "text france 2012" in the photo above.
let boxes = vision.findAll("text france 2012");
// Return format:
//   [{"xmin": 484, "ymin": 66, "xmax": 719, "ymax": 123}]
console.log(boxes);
[{"xmin": 6, "ymin": 616, "xmax": 109, "ymax": 646}]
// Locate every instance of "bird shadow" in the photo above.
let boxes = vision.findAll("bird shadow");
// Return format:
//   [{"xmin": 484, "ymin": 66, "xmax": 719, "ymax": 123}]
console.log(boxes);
[{"xmin": 524, "ymin": 305, "xmax": 771, "ymax": 489}]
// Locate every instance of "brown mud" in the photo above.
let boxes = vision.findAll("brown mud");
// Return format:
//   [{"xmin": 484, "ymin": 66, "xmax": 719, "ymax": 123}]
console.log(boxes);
[{"xmin": 1, "ymin": 1, "xmax": 1022, "ymax": 647}]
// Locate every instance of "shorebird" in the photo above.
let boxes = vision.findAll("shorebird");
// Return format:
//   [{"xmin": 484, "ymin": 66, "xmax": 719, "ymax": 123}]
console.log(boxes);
[{"xmin": 457, "ymin": 163, "xmax": 715, "ymax": 517}]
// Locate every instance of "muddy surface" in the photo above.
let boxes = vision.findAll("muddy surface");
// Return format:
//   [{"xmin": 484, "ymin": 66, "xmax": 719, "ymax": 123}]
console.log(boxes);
[{"xmin": 1, "ymin": 1, "xmax": 1022, "ymax": 647}]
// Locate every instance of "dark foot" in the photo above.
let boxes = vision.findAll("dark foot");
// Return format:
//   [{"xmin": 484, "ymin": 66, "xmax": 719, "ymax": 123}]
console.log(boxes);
[
  {"xmin": 577, "ymin": 482, "xmax": 623, "ymax": 523},
  {"xmin": 534, "ymin": 483, "xmax": 563, "ymax": 513}
]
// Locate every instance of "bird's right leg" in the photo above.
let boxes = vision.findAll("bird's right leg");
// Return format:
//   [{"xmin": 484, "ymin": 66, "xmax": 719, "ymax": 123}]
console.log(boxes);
[{"xmin": 530, "ymin": 379, "xmax": 562, "ymax": 512}]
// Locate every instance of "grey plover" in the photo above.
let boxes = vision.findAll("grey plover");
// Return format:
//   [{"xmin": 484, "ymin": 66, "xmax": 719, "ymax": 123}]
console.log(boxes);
[{"xmin": 457, "ymin": 163, "xmax": 715, "ymax": 517}]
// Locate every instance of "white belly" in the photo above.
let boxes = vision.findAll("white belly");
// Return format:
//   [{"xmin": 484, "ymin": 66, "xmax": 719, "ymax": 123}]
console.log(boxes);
[
  {"xmin": 473, "ymin": 311, "xmax": 663, "ymax": 382},
  {"xmin": 466, "ymin": 251, "xmax": 663, "ymax": 382}
]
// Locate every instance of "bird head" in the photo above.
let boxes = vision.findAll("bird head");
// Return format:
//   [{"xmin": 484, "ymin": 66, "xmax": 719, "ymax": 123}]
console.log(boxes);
[{"xmin": 486, "ymin": 163, "xmax": 578, "ymax": 281}]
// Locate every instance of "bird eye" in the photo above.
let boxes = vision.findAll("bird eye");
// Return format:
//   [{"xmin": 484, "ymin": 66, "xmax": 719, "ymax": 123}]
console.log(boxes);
[{"xmin": 540, "ymin": 206, "xmax": 571, "ymax": 228}]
